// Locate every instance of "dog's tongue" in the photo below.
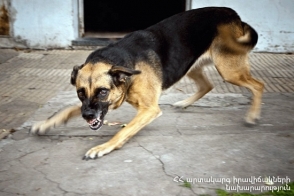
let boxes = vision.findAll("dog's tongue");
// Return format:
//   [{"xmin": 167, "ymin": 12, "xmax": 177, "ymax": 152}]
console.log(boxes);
[{"xmin": 87, "ymin": 119, "xmax": 96, "ymax": 125}]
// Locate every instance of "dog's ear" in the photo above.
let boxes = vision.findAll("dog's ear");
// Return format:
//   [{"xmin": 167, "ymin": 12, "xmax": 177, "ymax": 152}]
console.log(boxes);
[
  {"xmin": 71, "ymin": 64, "xmax": 84, "ymax": 86},
  {"xmin": 109, "ymin": 66, "xmax": 141, "ymax": 85}
]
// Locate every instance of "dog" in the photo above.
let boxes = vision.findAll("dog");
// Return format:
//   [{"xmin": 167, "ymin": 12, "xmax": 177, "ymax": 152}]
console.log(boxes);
[{"xmin": 31, "ymin": 7, "xmax": 264, "ymax": 160}]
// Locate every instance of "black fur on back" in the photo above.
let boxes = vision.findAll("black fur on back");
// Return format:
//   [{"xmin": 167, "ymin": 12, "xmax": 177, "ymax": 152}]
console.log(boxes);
[{"xmin": 85, "ymin": 7, "xmax": 252, "ymax": 89}]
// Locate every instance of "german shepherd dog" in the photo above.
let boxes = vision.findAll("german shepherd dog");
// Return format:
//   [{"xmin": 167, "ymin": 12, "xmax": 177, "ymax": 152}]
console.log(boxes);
[{"xmin": 31, "ymin": 7, "xmax": 264, "ymax": 160}]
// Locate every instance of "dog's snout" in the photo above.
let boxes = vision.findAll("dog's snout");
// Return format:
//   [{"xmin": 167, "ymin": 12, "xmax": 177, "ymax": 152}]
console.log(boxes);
[{"xmin": 82, "ymin": 109, "xmax": 96, "ymax": 119}]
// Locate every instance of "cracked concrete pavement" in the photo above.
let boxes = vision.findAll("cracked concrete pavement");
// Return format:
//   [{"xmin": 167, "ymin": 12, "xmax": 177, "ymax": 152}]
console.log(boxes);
[
  {"xmin": 1, "ymin": 92, "xmax": 294, "ymax": 196},
  {"xmin": 0, "ymin": 49, "xmax": 294, "ymax": 196}
]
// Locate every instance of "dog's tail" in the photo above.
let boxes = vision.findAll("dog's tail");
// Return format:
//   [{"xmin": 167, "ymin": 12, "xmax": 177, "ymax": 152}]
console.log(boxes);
[
  {"xmin": 217, "ymin": 22, "xmax": 258, "ymax": 53},
  {"xmin": 237, "ymin": 22, "xmax": 258, "ymax": 48}
]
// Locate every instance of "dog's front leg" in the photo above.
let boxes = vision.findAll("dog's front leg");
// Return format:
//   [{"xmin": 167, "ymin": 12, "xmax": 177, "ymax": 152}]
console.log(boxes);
[
  {"xmin": 83, "ymin": 106, "xmax": 162, "ymax": 160},
  {"xmin": 30, "ymin": 104, "xmax": 82, "ymax": 135}
]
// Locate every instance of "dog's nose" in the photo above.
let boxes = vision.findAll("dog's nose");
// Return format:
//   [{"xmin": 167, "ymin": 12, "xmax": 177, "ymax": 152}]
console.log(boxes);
[{"xmin": 82, "ymin": 110, "xmax": 96, "ymax": 119}]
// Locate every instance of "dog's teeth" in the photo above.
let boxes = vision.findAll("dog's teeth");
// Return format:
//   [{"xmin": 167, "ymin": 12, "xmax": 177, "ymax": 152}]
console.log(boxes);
[{"xmin": 86, "ymin": 116, "xmax": 104, "ymax": 131}]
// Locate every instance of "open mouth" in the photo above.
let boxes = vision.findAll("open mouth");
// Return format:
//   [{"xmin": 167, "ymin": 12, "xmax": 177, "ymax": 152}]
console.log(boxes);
[{"xmin": 86, "ymin": 116, "xmax": 103, "ymax": 131}]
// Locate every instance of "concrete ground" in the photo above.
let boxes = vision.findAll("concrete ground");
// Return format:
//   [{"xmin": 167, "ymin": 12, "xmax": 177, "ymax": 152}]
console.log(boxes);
[{"xmin": 0, "ymin": 49, "xmax": 293, "ymax": 196}]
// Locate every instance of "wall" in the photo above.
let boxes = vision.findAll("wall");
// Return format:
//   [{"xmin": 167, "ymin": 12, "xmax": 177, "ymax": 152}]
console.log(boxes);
[
  {"xmin": 191, "ymin": 0, "xmax": 294, "ymax": 53},
  {"xmin": 0, "ymin": 0, "xmax": 293, "ymax": 51},
  {"xmin": 0, "ymin": 0, "xmax": 78, "ymax": 49}
]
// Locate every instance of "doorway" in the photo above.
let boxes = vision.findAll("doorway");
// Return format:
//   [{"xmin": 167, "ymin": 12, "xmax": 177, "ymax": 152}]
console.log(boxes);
[{"xmin": 83, "ymin": 0, "xmax": 186, "ymax": 38}]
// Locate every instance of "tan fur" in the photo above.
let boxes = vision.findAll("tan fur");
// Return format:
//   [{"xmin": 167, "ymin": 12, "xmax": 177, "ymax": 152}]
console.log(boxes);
[
  {"xmin": 31, "ymin": 104, "xmax": 82, "ymax": 135},
  {"xmin": 77, "ymin": 63, "xmax": 112, "ymax": 98},
  {"xmin": 174, "ymin": 24, "xmax": 264, "ymax": 124},
  {"xmin": 216, "ymin": 23, "xmax": 253, "ymax": 53},
  {"xmin": 209, "ymin": 50, "xmax": 264, "ymax": 123},
  {"xmin": 210, "ymin": 24, "xmax": 264, "ymax": 123}
]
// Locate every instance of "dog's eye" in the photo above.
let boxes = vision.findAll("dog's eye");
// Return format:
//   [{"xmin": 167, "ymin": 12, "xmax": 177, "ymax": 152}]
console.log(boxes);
[
  {"xmin": 95, "ymin": 88, "xmax": 109, "ymax": 99},
  {"xmin": 77, "ymin": 91, "xmax": 85, "ymax": 99},
  {"xmin": 99, "ymin": 89, "xmax": 108, "ymax": 97}
]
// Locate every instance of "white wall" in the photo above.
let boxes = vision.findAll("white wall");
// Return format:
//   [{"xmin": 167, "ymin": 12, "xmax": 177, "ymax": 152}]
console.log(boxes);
[
  {"xmin": 10, "ymin": 0, "xmax": 78, "ymax": 48},
  {"xmin": 1, "ymin": 0, "xmax": 293, "ymax": 51},
  {"xmin": 191, "ymin": 0, "xmax": 294, "ymax": 52}
]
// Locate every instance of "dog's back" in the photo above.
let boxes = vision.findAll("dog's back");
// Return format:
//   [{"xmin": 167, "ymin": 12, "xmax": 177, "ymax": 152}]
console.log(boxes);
[
  {"xmin": 145, "ymin": 7, "xmax": 258, "ymax": 88},
  {"xmin": 87, "ymin": 7, "xmax": 257, "ymax": 89}
]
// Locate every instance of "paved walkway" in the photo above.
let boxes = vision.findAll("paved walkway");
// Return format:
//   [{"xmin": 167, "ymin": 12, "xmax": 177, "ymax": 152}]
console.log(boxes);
[
  {"xmin": 1, "ymin": 49, "xmax": 294, "ymax": 130},
  {"xmin": 0, "ymin": 49, "xmax": 293, "ymax": 196}
]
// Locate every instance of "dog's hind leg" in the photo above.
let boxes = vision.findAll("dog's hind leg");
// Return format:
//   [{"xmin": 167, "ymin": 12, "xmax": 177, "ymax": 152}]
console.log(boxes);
[
  {"xmin": 30, "ymin": 103, "xmax": 82, "ymax": 135},
  {"xmin": 173, "ymin": 61, "xmax": 213, "ymax": 108},
  {"xmin": 212, "ymin": 53, "xmax": 264, "ymax": 124}
]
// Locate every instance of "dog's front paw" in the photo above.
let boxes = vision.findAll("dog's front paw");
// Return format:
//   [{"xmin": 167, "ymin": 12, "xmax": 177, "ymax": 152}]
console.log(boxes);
[
  {"xmin": 30, "ymin": 121, "xmax": 51, "ymax": 135},
  {"xmin": 244, "ymin": 115, "xmax": 260, "ymax": 126},
  {"xmin": 82, "ymin": 143, "xmax": 115, "ymax": 160},
  {"xmin": 173, "ymin": 99, "xmax": 193, "ymax": 108}
]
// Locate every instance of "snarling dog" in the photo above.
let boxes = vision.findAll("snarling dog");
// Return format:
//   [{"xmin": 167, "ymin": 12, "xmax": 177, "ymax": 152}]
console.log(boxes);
[{"xmin": 31, "ymin": 7, "xmax": 264, "ymax": 160}]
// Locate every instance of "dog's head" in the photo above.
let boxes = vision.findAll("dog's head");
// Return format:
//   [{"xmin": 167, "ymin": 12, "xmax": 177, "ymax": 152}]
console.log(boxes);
[{"xmin": 71, "ymin": 62, "xmax": 141, "ymax": 131}]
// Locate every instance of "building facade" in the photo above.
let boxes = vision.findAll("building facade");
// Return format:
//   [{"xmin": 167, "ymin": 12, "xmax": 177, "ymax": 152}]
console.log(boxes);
[{"xmin": 0, "ymin": 0, "xmax": 293, "ymax": 52}]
